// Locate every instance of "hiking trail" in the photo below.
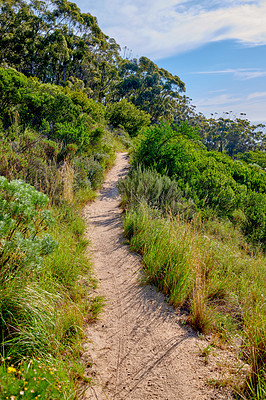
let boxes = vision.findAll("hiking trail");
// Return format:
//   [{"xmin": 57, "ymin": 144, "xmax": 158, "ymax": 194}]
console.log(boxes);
[{"xmin": 82, "ymin": 152, "xmax": 234, "ymax": 400}]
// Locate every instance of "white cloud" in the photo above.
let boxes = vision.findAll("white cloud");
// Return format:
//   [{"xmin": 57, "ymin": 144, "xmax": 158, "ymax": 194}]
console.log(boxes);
[
  {"xmin": 196, "ymin": 94, "xmax": 242, "ymax": 107},
  {"xmin": 196, "ymin": 68, "xmax": 266, "ymax": 80},
  {"xmin": 248, "ymin": 91, "xmax": 266, "ymax": 99},
  {"xmin": 193, "ymin": 91, "xmax": 266, "ymax": 122},
  {"xmin": 78, "ymin": 0, "xmax": 266, "ymax": 59}
]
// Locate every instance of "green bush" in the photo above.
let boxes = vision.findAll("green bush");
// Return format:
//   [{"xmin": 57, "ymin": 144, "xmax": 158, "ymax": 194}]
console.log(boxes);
[
  {"xmin": 119, "ymin": 165, "xmax": 195, "ymax": 218},
  {"xmin": 134, "ymin": 123, "xmax": 266, "ymax": 247},
  {"xmin": 0, "ymin": 177, "xmax": 56, "ymax": 284},
  {"xmin": 106, "ymin": 99, "xmax": 151, "ymax": 136},
  {"xmin": 74, "ymin": 156, "xmax": 104, "ymax": 190},
  {"xmin": 122, "ymin": 201, "xmax": 266, "ymax": 396}
]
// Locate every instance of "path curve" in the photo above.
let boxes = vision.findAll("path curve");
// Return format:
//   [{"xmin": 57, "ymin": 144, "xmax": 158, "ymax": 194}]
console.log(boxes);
[{"xmin": 82, "ymin": 153, "xmax": 233, "ymax": 400}]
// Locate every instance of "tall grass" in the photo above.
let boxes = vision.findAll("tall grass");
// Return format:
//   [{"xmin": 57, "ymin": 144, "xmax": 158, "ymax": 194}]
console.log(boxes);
[
  {"xmin": 60, "ymin": 161, "xmax": 75, "ymax": 204},
  {"xmin": 120, "ymin": 168, "xmax": 266, "ymax": 399},
  {"xmin": 0, "ymin": 197, "xmax": 102, "ymax": 398}
]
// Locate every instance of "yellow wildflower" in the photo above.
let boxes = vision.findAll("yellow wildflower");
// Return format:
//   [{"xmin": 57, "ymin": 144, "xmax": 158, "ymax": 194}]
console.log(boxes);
[{"xmin": 7, "ymin": 367, "xmax": 17, "ymax": 374}]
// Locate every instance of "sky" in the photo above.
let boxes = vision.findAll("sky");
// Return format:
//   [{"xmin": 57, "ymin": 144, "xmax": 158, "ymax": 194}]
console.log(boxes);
[{"xmin": 75, "ymin": 0, "xmax": 266, "ymax": 124}]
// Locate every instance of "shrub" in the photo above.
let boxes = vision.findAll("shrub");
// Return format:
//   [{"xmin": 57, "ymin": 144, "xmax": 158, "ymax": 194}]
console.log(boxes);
[
  {"xmin": 106, "ymin": 99, "xmax": 151, "ymax": 136},
  {"xmin": 74, "ymin": 156, "xmax": 104, "ymax": 190},
  {"xmin": 134, "ymin": 123, "xmax": 266, "ymax": 248},
  {"xmin": 0, "ymin": 177, "xmax": 56, "ymax": 284},
  {"xmin": 120, "ymin": 167, "xmax": 266, "ymax": 397},
  {"xmin": 118, "ymin": 166, "xmax": 195, "ymax": 218},
  {"xmin": 0, "ymin": 357, "xmax": 73, "ymax": 399}
]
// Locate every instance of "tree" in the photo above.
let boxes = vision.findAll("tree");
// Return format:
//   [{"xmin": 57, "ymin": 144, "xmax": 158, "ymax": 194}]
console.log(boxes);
[
  {"xmin": 0, "ymin": 0, "xmax": 121, "ymax": 96},
  {"xmin": 0, "ymin": 67, "xmax": 28, "ymax": 127},
  {"xmin": 112, "ymin": 57, "xmax": 185, "ymax": 122},
  {"xmin": 200, "ymin": 113, "xmax": 266, "ymax": 156}
]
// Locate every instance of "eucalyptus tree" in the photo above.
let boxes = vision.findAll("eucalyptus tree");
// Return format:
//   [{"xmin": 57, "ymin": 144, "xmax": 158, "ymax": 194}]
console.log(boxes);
[
  {"xmin": 203, "ymin": 114, "xmax": 266, "ymax": 156},
  {"xmin": 113, "ymin": 56, "xmax": 185, "ymax": 122},
  {"xmin": 0, "ymin": 0, "xmax": 121, "ymax": 96}
]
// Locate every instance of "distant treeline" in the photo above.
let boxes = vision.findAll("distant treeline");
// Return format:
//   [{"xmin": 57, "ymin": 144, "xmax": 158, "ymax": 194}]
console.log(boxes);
[{"xmin": 1, "ymin": 0, "xmax": 265, "ymax": 158}]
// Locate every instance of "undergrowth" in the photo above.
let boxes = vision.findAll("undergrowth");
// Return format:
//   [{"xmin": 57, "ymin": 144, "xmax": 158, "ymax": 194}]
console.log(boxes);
[
  {"xmin": 120, "ymin": 167, "xmax": 266, "ymax": 399},
  {"xmin": 0, "ymin": 180, "xmax": 106, "ymax": 398}
]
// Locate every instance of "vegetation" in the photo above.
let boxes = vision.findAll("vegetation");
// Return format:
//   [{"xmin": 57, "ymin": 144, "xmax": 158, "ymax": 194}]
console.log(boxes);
[
  {"xmin": 0, "ymin": 180, "xmax": 100, "ymax": 397},
  {"xmin": 133, "ymin": 123, "xmax": 266, "ymax": 247},
  {"xmin": 106, "ymin": 99, "xmax": 151, "ymax": 137},
  {"xmin": 121, "ymin": 200, "xmax": 265, "ymax": 398},
  {"xmin": 1, "ymin": 0, "xmax": 266, "ymax": 398},
  {"xmin": 0, "ymin": 49, "xmax": 118, "ymax": 399},
  {"xmin": 120, "ymin": 126, "xmax": 266, "ymax": 398}
]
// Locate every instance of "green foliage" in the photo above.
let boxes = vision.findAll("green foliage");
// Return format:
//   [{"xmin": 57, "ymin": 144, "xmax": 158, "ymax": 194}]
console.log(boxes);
[
  {"xmin": 54, "ymin": 121, "xmax": 91, "ymax": 151},
  {"xmin": 134, "ymin": 123, "xmax": 266, "ymax": 247},
  {"xmin": 237, "ymin": 150, "xmax": 266, "ymax": 170},
  {"xmin": 0, "ymin": 177, "xmax": 56, "ymax": 284},
  {"xmin": 172, "ymin": 99, "xmax": 266, "ymax": 157},
  {"xmin": 0, "ymin": 195, "xmax": 101, "ymax": 396},
  {"xmin": 0, "ymin": 67, "xmax": 119, "ymax": 203},
  {"xmin": 202, "ymin": 117, "xmax": 266, "ymax": 156},
  {"xmin": 65, "ymin": 87, "xmax": 106, "ymax": 122},
  {"xmin": 106, "ymin": 99, "xmax": 151, "ymax": 136},
  {"xmin": 118, "ymin": 165, "xmax": 195, "ymax": 218},
  {"xmin": 121, "ymin": 199, "xmax": 266, "ymax": 396},
  {"xmin": 73, "ymin": 153, "xmax": 113, "ymax": 190},
  {"xmin": 0, "ymin": 68, "xmax": 105, "ymax": 154},
  {"xmin": 0, "ymin": 358, "xmax": 73, "ymax": 399},
  {"xmin": 113, "ymin": 57, "xmax": 185, "ymax": 122},
  {"xmin": 126, "ymin": 122, "xmax": 266, "ymax": 396},
  {"xmin": 0, "ymin": 68, "xmax": 27, "ymax": 123},
  {"xmin": 0, "ymin": 0, "xmax": 121, "ymax": 100}
]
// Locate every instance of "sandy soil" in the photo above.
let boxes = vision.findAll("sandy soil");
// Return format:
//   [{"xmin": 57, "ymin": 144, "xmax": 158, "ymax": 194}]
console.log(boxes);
[{"xmin": 82, "ymin": 153, "xmax": 235, "ymax": 400}]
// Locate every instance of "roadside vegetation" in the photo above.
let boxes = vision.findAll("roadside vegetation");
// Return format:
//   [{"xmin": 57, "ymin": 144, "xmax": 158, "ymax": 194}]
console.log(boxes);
[
  {"xmin": 119, "ymin": 124, "xmax": 266, "ymax": 399},
  {"xmin": 0, "ymin": 180, "xmax": 96, "ymax": 398},
  {"xmin": 1, "ymin": 0, "xmax": 266, "ymax": 398},
  {"xmin": 0, "ymin": 61, "xmax": 124, "ymax": 399},
  {"xmin": 0, "ymin": 69, "xmax": 119, "ymax": 396}
]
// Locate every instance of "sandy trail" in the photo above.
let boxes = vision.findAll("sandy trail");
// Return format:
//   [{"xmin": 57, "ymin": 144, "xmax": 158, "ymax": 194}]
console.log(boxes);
[{"xmin": 82, "ymin": 153, "xmax": 233, "ymax": 400}]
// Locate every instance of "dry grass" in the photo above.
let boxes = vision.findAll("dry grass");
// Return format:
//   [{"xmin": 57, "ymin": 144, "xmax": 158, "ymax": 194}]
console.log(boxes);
[{"xmin": 60, "ymin": 160, "xmax": 74, "ymax": 203}]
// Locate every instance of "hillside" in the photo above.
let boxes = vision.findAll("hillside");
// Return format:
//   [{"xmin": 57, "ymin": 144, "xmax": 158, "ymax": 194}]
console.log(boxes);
[{"xmin": 0, "ymin": 0, "xmax": 265, "ymax": 399}]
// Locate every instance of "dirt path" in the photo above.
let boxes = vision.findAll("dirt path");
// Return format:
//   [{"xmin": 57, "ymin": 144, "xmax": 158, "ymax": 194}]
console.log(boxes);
[{"xmin": 82, "ymin": 153, "xmax": 234, "ymax": 400}]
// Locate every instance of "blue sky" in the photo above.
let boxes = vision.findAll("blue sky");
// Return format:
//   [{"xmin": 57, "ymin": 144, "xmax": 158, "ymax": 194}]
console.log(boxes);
[{"xmin": 75, "ymin": 0, "xmax": 266, "ymax": 124}]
